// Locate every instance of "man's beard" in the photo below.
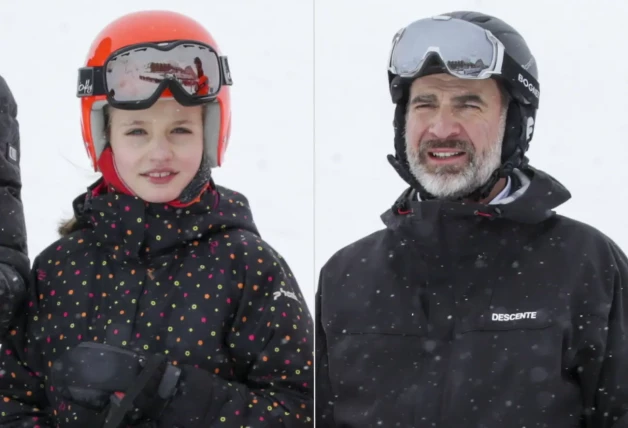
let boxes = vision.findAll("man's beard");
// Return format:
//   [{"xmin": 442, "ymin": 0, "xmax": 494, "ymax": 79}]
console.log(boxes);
[{"xmin": 405, "ymin": 112, "xmax": 507, "ymax": 200}]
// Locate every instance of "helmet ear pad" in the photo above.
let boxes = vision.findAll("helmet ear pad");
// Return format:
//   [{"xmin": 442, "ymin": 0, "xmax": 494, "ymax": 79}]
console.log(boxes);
[{"xmin": 500, "ymin": 98, "xmax": 537, "ymax": 170}]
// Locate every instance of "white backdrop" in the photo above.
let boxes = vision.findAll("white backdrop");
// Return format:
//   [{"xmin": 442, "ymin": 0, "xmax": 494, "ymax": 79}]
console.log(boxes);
[
  {"xmin": 315, "ymin": 0, "xmax": 628, "ymax": 276},
  {"xmin": 0, "ymin": 0, "xmax": 314, "ymax": 310}
]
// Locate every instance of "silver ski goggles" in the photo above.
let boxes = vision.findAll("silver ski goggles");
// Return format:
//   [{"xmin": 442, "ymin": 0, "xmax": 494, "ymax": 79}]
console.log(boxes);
[
  {"xmin": 388, "ymin": 16, "xmax": 539, "ymax": 108},
  {"xmin": 76, "ymin": 40, "xmax": 232, "ymax": 109}
]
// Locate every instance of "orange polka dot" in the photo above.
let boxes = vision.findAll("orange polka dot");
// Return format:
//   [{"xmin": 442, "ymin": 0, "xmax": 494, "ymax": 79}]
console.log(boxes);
[
  {"xmin": 230, "ymin": 254, "xmax": 235, "ymax": 260},
  {"xmin": 237, "ymin": 283, "xmax": 244, "ymax": 289},
  {"xmin": 204, "ymin": 294, "xmax": 210, "ymax": 299},
  {"xmin": 198, "ymin": 340, "xmax": 203, "ymax": 346},
  {"xmin": 126, "ymin": 230, "xmax": 132, "ymax": 235},
  {"xmin": 57, "ymin": 271, "xmax": 63, "ymax": 277},
  {"xmin": 68, "ymin": 290, "xmax": 74, "ymax": 295}
]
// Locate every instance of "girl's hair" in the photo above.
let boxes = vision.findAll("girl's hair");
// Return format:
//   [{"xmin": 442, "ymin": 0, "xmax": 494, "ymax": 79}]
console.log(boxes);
[{"xmin": 57, "ymin": 104, "xmax": 208, "ymax": 237}]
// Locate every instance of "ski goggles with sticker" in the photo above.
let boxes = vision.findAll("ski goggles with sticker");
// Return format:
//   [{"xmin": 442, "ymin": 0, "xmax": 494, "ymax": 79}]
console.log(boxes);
[
  {"xmin": 387, "ymin": 16, "xmax": 539, "ymax": 108},
  {"xmin": 76, "ymin": 40, "xmax": 232, "ymax": 109}
]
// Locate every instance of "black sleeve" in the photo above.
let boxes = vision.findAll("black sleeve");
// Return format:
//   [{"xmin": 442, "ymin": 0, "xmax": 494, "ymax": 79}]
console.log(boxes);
[
  {"xmin": 573, "ymin": 241, "xmax": 628, "ymax": 428},
  {"xmin": 315, "ymin": 272, "xmax": 336, "ymax": 427},
  {"xmin": 0, "ymin": 74, "xmax": 29, "ymax": 332},
  {"xmin": 0, "ymin": 257, "xmax": 54, "ymax": 427},
  {"xmin": 157, "ymin": 242, "xmax": 314, "ymax": 427},
  {"xmin": 0, "ymin": 264, "xmax": 27, "ymax": 338}
]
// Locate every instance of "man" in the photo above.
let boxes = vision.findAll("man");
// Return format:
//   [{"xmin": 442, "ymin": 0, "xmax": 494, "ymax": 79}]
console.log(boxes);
[
  {"xmin": 316, "ymin": 11, "xmax": 628, "ymax": 428},
  {"xmin": 0, "ymin": 75, "xmax": 28, "ymax": 336}
]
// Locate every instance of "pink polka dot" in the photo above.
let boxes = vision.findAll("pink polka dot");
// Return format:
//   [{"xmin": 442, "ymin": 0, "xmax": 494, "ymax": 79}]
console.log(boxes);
[
  {"xmin": 63, "ymin": 312, "xmax": 68, "ymax": 318},
  {"xmin": 50, "ymin": 290, "xmax": 56, "ymax": 296},
  {"xmin": 78, "ymin": 335, "xmax": 82, "ymax": 340},
  {"xmin": 226, "ymin": 298, "xmax": 232, "ymax": 304},
  {"xmin": 136, "ymin": 333, "xmax": 141, "ymax": 338},
  {"xmin": 184, "ymin": 293, "xmax": 188, "ymax": 298},
  {"xmin": 249, "ymin": 335, "xmax": 255, "ymax": 341},
  {"xmin": 160, "ymin": 313, "xmax": 165, "ymax": 318},
  {"xmin": 208, "ymin": 274, "xmax": 213, "ymax": 279},
  {"xmin": 113, "ymin": 329, "xmax": 119, "ymax": 335},
  {"xmin": 201, "ymin": 317, "xmax": 207, "ymax": 323},
  {"xmin": 285, "ymin": 360, "xmax": 290, "ymax": 364},
  {"xmin": 111, "ymin": 223, "xmax": 116, "ymax": 229},
  {"xmin": 124, "ymin": 206, "xmax": 130, "ymax": 211},
  {"xmin": 89, "ymin": 293, "xmax": 94, "ymax": 298},
  {"xmin": 268, "ymin": 276, "xmax": 273, "ymax": 281},
  {"xmin": 282, "ymin": 312, "xmax": 287, "ymax": 317},
  {"xmin": 75, "ymin": 270, "xmax": 81, "ymax": 275}
]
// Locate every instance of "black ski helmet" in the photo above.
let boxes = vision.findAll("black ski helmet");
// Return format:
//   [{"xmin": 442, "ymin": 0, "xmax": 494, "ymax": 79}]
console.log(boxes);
[{"xmin": 387, "ymin": 11, "xmax": 540, "ymax": 201}]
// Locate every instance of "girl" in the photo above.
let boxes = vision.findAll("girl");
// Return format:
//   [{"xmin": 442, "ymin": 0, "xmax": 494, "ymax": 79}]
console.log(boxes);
[{"xmin": 0, "ymin": 10, "xmax": 313, "ymax": 428}]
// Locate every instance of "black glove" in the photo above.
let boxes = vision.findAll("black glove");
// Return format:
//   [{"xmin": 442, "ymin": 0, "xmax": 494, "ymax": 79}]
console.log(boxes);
[{"xmin": 50, "ymin": 342, "xmax": 182, "ymax": 427}]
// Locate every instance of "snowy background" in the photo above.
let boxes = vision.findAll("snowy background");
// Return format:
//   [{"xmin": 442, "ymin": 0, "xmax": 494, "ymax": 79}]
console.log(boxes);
[
  {"xmin": 315, "ymin": 0, "xmax": 628, "ymax": 276},
  {"xmin": 0, "ymin": 1, "xmax": 314, "ymax": 310}
]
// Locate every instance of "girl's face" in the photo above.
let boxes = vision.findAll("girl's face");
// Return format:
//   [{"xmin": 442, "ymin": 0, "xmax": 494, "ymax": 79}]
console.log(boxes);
[{"xmin": 108, "ymin": 99, "xmax": 204, "ymax": 203}]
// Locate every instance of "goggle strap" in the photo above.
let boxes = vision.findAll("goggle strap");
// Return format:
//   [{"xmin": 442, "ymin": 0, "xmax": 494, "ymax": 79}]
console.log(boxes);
[
  {"xmin": 501, "ymin": 52, "xmax": 540, "ymax": 109},
  {"xmin": 77, "ymin": 67, "xmax": 106, "ymax": 97},
  {"xmin": 219, "ymin": 56, "xmax": 233, "ymax": 86}
]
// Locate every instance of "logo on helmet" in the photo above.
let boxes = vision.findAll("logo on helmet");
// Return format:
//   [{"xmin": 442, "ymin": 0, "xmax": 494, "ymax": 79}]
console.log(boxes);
[{"xmin": 518, "ymin": 73, "xmax": 539, "ymax": 99}]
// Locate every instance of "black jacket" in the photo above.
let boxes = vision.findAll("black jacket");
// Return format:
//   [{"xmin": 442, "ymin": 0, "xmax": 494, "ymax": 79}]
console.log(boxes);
[
  {"xmin": 0, "ymin": 180, "xmax": 313, "ymax": 427},
  {"xmin": 316, "ymin": 167, "xmax": 628, "ymax": 428},
  {"xmin": 0, "ymin": 75, "xmax": 28, "ymax": 336}
]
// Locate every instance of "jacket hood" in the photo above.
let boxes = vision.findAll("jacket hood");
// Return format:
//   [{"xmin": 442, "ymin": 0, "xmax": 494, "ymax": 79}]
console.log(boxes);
[
  {"xmin": 381, "ymin": 166, "xmax": 572, "ymax": 230},
  {"xmin": 70, "ymin": 179, "xmax": 260, "ymax": 261}
]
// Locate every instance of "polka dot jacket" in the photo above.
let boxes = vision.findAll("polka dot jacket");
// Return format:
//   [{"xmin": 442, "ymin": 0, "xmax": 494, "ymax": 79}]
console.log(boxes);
[{"xmin": 0, "ymin": 180, "xmax": 313, "ymax": 427}]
